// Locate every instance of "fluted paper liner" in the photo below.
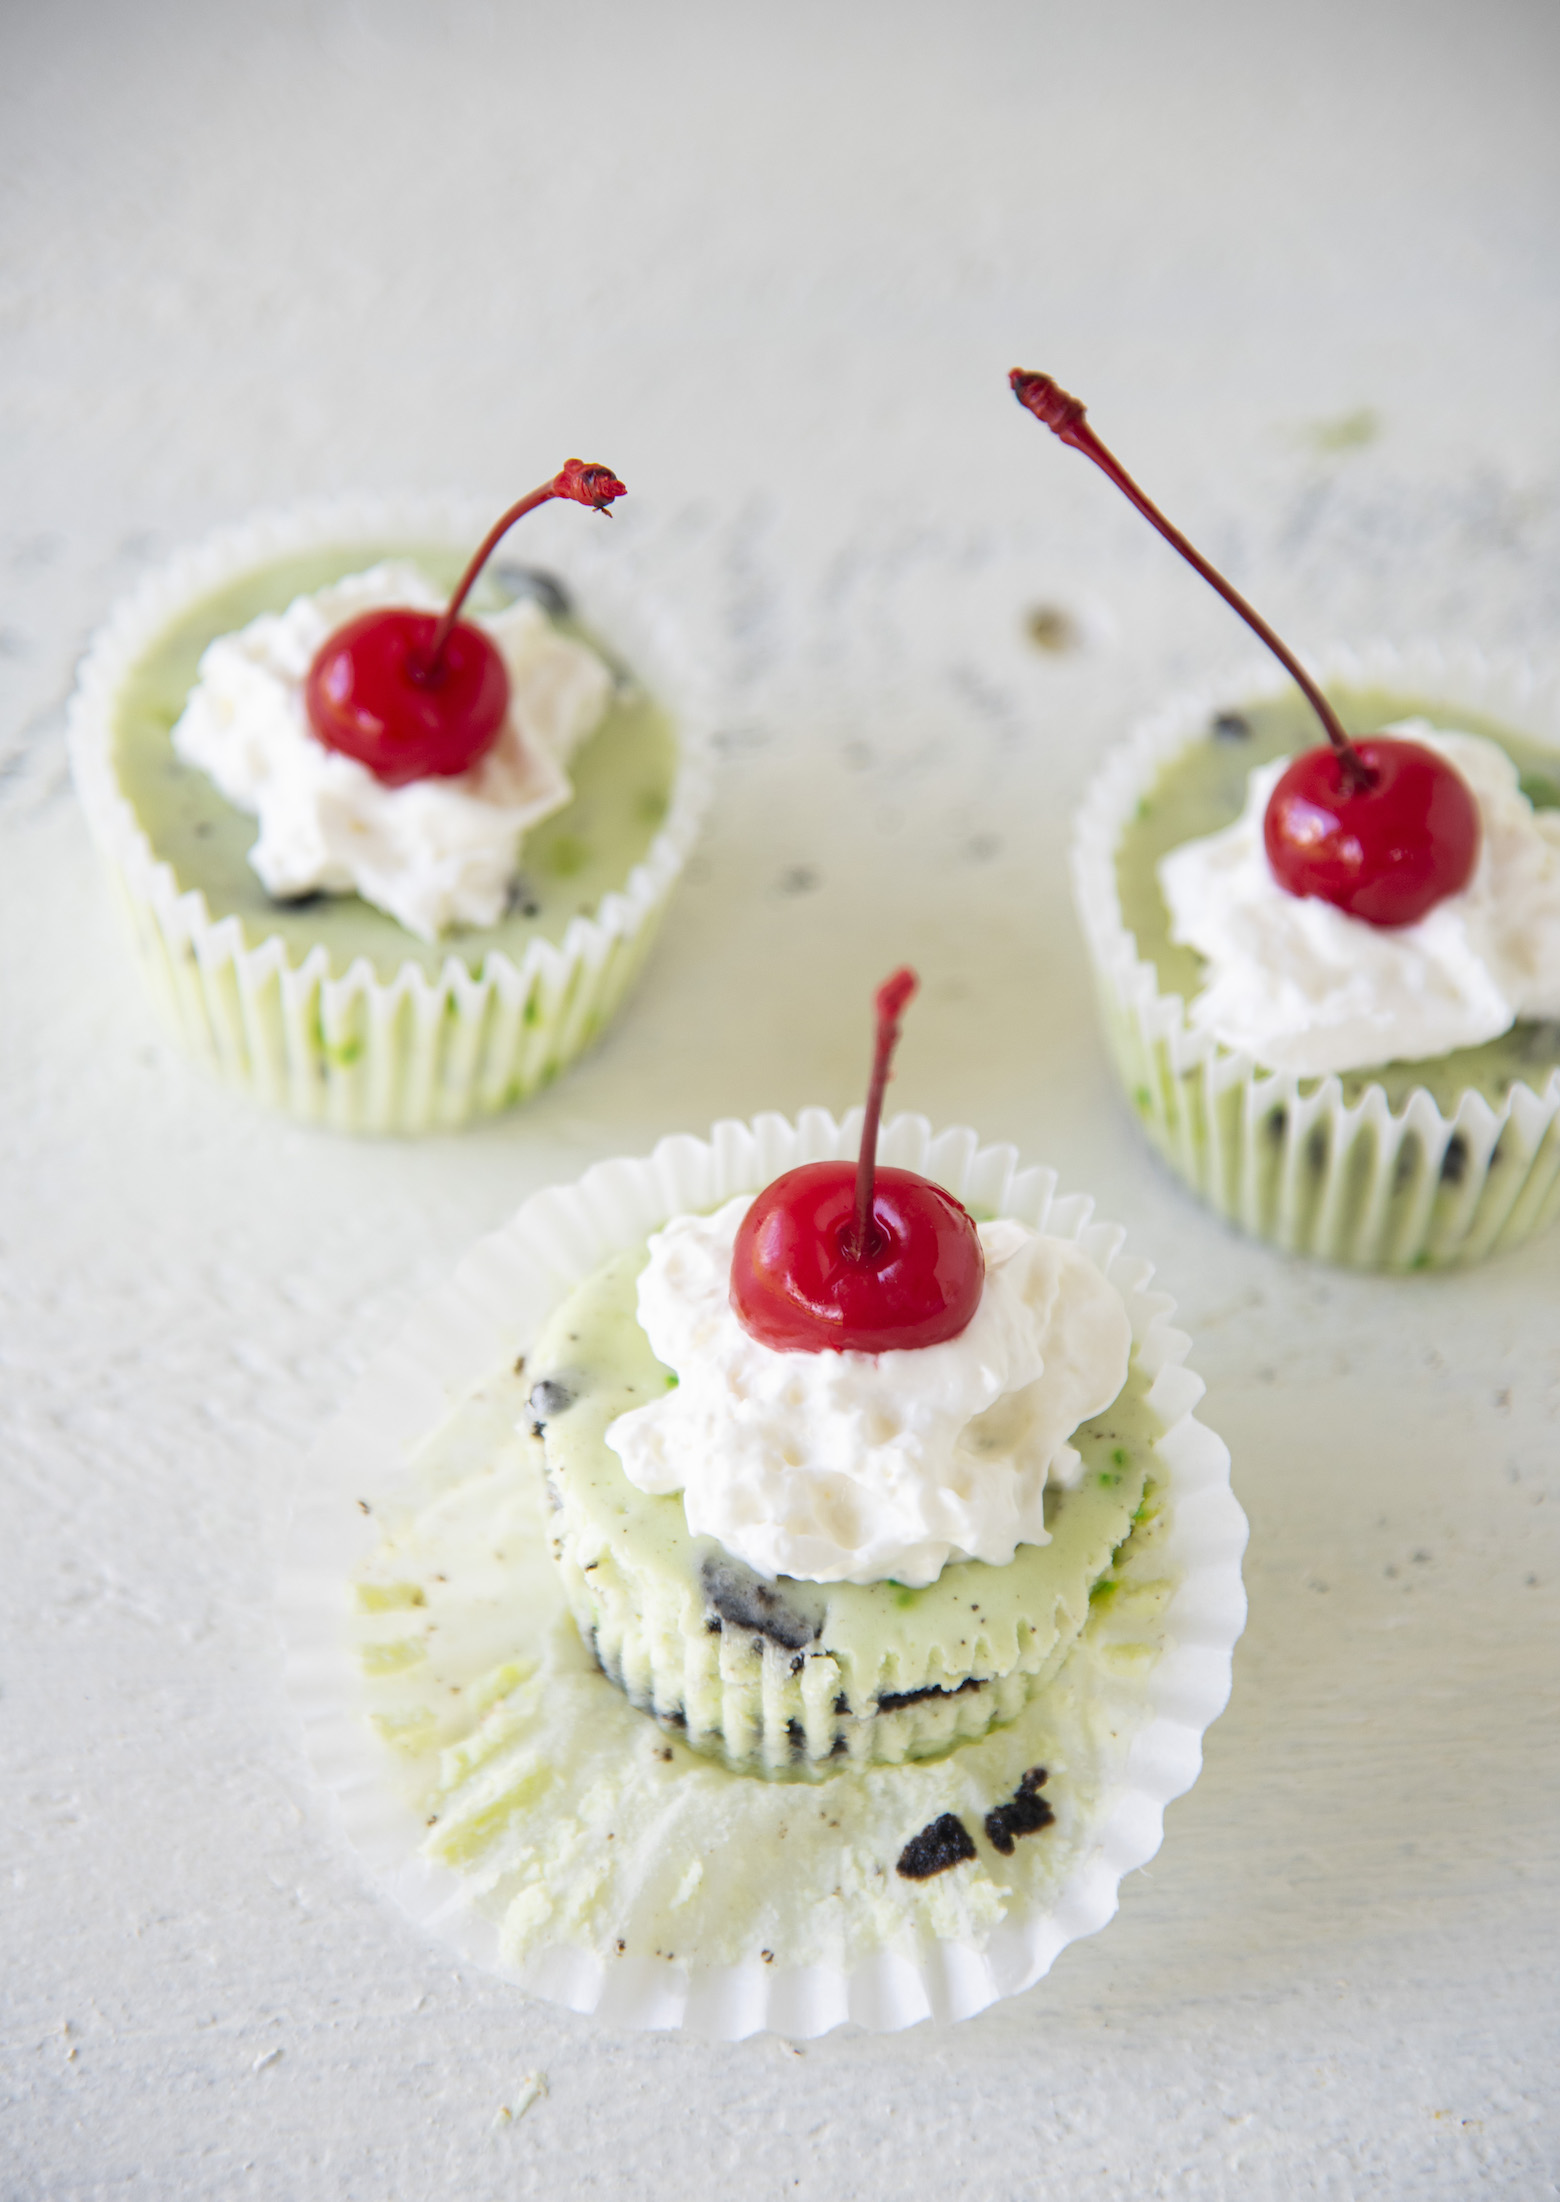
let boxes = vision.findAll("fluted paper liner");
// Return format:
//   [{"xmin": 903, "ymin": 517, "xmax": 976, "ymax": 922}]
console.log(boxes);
[
  {"xmin": 67, "ymin": 497, "xmax": 714, "ymax": 1133},
  {"xmin": 280, "ymin": 1112, "xmax": 1247, "ymax": 2037},
  {"xmin": 1071, "ymin": 640, "xmax": 1560, "ymax": 1269}
]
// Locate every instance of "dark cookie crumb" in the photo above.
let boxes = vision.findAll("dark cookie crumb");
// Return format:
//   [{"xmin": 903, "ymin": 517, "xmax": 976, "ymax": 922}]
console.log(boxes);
[
  {"xmin": 528, "ymin": 1376, "xmax": 576, "ymax": 1435},
  {"xmin": 1211, "ymin": 711, "xmax": 1251, "ymax": 742},
  {"xmin": 786, "ymin": 1717, "xmax": 806, "ymax": 1755},
  {"xmin": 492, "ymin": 561, "xmax": 572, "ymax": 618},
  {"xmin": 833, "ymin": 1693, "xmax": 851, "ymax": 1717},
  {"xmin": 1517, "ymin": 1018, "xmax": 1560, "ymax": 1063},
  {"xmin": 896, "ymin": 1814, "xmax": 977, "ymax": 1881},
  {"xmin": 700, "ymin": 1557, "xmax": 819, "ymax": 1652},
  {"xmin": 877, "ymin": 1675, "xmax": 985, "ymax": 1714},
  {"xmin": 984, "ymin": 1767, "xmax": 1054, "ymax": 1856}
]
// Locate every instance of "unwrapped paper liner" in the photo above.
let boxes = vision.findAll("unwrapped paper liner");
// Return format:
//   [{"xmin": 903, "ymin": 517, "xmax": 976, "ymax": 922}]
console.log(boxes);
[
  {"xmin": 280, "ymin": 1111, "xmax": 1247, "ymax": 2037},
  {"xmin": 1071, "ymin": 640, "xmax": 1560, "ymax": 1269},
  {"xmin": 67, "ymin": 496, "xmax": 714, "ymax": 1133}
]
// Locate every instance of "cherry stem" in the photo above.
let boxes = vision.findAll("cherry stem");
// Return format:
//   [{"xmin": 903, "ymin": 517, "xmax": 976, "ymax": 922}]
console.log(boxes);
[
  {"xmin": 1009, "ymin": 371, "xmax": 1373, "ymax": 790},
  {"xmin": 847, "ymin": 967, "xmax": 918, "ymax": 1264},
  {"xmin": 424, "ymin": 461, "xmax": 625, "ymax": 676}
]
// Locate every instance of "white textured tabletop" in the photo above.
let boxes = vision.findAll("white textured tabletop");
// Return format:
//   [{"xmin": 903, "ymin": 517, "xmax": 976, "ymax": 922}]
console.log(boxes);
[{"xmin": 4, "ymin": 3, "xmax": 1558, "ymax": 2195}]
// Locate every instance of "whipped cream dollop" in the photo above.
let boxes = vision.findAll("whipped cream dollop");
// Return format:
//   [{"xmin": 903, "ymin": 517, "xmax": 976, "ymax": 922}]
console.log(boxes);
[
  {"xmin": 171, "ymin": 563, "xmax": 614, "ymax": 940},
  {"xmin": 1158, "ymin": 725, "xmax": 1560, "ymax": 1076},
  {"xmin": 604, "ymin": 1196, "xmax": 1133, "ymax": 1589}
]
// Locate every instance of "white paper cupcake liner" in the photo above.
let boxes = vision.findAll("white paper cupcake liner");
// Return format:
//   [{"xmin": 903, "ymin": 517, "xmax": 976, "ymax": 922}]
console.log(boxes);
[
  {"xmin": 1071, "ymin": 640, "xmax": 1560, "ymax": 1270},
  {"xmin": 280, "ymin": 1110, "xmax": 1247, "ymax": 2039},
  {"xmin": 67, "ymin": 496, "xmax": 715, "ymax": 1134}
]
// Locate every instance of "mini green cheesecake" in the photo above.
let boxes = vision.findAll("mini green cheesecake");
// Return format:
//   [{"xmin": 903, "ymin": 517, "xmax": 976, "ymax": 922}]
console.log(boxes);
[
  {"xmin": 114, "ymin": 545, "xmax": 679, "ymax": 983},
  {"xmin": 1116, "ymin": 681, "xmax": 1560, "ymax": 1116},
  {"xmin": 69, "ymin": 504, "xmax": 708, "ymax": 1133},
  {"xmin": 527, "ymin": 1243, "xmax": 1162, "ymax": 1778},
  {"xmin": 1076, "ymin": 664, "xmax": 1560, "ymax": 1268}
]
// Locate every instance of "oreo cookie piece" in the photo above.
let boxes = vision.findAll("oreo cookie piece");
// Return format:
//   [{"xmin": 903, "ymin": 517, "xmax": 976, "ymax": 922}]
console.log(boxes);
[
  {"xmin": 876, "ymin": 1675, "xmax": 984, "ymax": 1714},
  {"xmin": 492, "ymin": 562, "xmax": 573, "ymax": 619},
  {"xmin": 896, "ymin": 1813, "xmax": 977, "ymax": 1881},
  {"xmin": 528, "ymin": 1376, "xmax": 577, "ymax": 1436},
  {"xmin": 700, "ymin": 1556, "xmax": 820, "ymax": 1653},
  {"xmin": 983, "ymin": 1766, "xmax": 1054, "ymax": 1855},
  {"xmin": 529, "ymin": 1241, "xmax": 1154, "ymax": 1774}
]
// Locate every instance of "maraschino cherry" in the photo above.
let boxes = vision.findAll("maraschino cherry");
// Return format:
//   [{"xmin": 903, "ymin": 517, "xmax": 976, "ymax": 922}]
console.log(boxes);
[
  {"xmin": 1010, "ymin": 370, "xmax": 1480, "ymax": 928},
  {"xmin": 730, "ymin": 968, "xmax": 985, "ymax": 1354},
  {"xmin": 304, "ymin": 458, "xmax": 626, "ymax": 788}
]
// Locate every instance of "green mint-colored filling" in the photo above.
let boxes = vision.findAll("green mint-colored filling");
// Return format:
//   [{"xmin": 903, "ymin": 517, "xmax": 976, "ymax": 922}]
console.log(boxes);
[
  {"xmin": 1114, "ymin": 683, "xmax": 1560, "ymax": 1112},
  {"xmin": 112, "ymin": 543, "xmax": 679, "ymax": 981}
]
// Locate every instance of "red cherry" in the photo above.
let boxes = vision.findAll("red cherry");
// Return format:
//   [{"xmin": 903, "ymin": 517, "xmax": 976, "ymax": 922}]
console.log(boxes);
[
  {"xmin": 1011, "ymin": 369, "xmax": 1481, "ymax": 929},
  {"xmin": 1264, "ymin": 737, "xmax": 1480, "ymax": 927},
  {"xmin": 730, "ymin": 969, "xmax": 985, "ymax": 1354},
  {"xmin": 305, "ymin": 610, "xmax": 508, "ymax": 786},
  {"xmin": 304, "ymin": 460, "xmax": 626, "ymax": 787}
]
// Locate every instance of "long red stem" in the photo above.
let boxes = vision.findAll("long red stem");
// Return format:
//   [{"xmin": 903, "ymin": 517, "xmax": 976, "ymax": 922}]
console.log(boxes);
[
  {"xmin": 849, "ymin": 967, "xmax": 918, "ymax": 1262},
  {"xmin": 423, "ymin": 459, "xmax": 626, "ymax": 674},
  {"xmin": 1010, "ymin": 371, "xmax": 1371, "ymax": 789}
]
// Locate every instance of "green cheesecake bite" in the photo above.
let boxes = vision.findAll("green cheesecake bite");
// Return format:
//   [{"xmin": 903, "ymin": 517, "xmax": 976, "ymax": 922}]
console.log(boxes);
[
  {"xmin": 1015, "ymin": 371, "xmax": 1560, "ymax": 1268},
  {"xmin": 527, "ymin": 1243, "xmax": 1160, "ymax": 1778},
  {"xmin": 68, "ymin": 493, "xmax": 709, "ymax": 1133},
  {"xmin": 114, "ymin": 543, "xmax": 679, "ymax": 985},
  {"xmin": 1115, "ymin": 680, "xmax": 1560, "ymax": 1116},
  {"xmin": 310, "ymin": 1107, "xmax": 1245, "ymax": 2022}
]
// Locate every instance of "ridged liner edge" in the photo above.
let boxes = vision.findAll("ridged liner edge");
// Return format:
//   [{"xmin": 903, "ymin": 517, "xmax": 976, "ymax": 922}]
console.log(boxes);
[{"xmin": 65, "ymin": 495, "xmax": 716, "ymax": 1133}]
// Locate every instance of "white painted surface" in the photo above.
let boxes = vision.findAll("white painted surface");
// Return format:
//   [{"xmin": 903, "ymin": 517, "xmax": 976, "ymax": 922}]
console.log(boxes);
[{"xmin": 2, "ymin": 2, "xmax": 1557, "ymax": 2194}]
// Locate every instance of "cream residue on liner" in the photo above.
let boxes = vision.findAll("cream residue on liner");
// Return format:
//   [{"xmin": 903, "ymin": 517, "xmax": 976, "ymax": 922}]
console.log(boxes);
[
  {"xmin": 603, "ymin": 1196, "xmax": 1132, "ymax": 1589},
  {"xmin": 1158, "ymin": 724, "xmax": 1560, "ymax": 1076},
  {"xmin": 171, "ymin": 562, "xmax": 614, "ymax": 940}
]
